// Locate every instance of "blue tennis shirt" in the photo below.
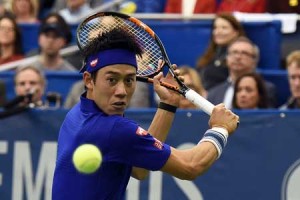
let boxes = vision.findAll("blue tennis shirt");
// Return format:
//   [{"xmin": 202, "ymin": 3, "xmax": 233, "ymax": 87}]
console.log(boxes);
[{"xmin": 52, "ymin": 94, "xmax": 171, "ymax": 199}]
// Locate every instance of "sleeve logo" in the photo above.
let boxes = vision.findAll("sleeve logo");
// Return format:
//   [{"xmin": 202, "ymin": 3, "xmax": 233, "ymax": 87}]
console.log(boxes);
[
  {"xmin": 153, "ymin": 138, "xmax": 163, "ymax": 150},
  {"xmin": 136, "ymin": 127, "xmax": 148, "ymax": 136}
]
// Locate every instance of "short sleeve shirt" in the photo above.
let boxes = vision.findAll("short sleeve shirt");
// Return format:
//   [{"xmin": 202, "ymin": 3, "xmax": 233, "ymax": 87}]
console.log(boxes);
[{"xmin": 52, "ymin": 94, "xmax": 171, "ymax": 199}]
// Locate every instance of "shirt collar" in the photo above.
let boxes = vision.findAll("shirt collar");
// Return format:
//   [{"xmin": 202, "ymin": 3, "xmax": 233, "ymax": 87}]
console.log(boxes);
[{"xmin": 80, "ymin": 92, "xmax": 103, "ymax": 114}]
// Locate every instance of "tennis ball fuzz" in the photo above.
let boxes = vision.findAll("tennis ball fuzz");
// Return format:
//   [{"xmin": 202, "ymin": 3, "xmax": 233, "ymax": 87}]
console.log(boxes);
[{"xmin": 72, "ymin": 144, "xmax": 102, "ymax": 174}]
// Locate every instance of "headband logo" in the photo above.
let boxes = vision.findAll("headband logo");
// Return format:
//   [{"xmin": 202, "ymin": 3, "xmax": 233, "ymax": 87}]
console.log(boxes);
[{"xmin": 90, "ymin": 58, "xmax": 98, "ymax": 67}]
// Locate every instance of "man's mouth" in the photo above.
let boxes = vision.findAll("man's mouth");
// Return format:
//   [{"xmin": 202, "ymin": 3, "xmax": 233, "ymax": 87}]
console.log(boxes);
[{"xmin": 112, "ymin": 102, "xmax": 126, "ymax": 109}]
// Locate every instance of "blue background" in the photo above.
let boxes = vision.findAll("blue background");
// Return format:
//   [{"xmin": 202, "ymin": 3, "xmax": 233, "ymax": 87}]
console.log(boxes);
[{"xmin": 0, "ymin": 109, "xmax": 299, "ymax": 199}]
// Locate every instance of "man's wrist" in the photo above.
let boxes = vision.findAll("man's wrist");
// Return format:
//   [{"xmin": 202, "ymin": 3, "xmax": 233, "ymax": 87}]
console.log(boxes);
[
  {"xmin": 158, "ymin": 102, "xmax": 177, "ymax": 113},
  {"xmin": 198, "ymin": 128, "xmax": 228, "ymax": 159}
]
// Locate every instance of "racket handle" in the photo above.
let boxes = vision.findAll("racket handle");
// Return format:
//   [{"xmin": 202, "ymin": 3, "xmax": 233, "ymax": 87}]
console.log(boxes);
[{"xmin": 185, "ymin": 89, "xmax": 214, "ymax": 115}]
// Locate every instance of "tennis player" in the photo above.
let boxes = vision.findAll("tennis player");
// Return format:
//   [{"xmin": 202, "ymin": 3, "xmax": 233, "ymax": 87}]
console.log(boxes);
[{"xmin": 52, "ymin": 28, "xmax": 239, "ymax": 199}]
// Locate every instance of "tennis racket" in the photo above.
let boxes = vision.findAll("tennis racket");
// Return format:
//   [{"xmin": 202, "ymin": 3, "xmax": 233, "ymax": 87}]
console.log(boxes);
[{"xmin": 77, "ymin": 12, "xmax": 214, "ymax": 115}]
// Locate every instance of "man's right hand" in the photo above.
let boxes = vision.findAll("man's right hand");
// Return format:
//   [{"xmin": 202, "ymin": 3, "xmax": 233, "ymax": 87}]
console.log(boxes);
[{"xmin": 209, "ymin": 103, "xmax": 239, "ymax": 134}]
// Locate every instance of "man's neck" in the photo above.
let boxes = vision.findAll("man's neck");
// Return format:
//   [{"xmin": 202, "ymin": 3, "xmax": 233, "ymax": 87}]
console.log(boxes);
[{"xmin": 40, "ymin": 54, "xmax": 63, "ymax": 69}]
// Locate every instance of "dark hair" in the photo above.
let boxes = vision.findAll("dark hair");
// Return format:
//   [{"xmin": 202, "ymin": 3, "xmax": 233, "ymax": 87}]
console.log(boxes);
[
  {"xmin": 82, "ymin": 28, "xmax": 143, "ymax": 58},
  {"xmin": 0, "ymin": 14, "xmax": 23, "ymax": 55},
  {"xmin": 197, "ymin": 13, "xmax": 245, "ymax": 68},
  {"xmin": 82, "ymin": 28, "xmax": 143, "ymax": 81},
  {"xmin": 40, "ymin": 12, "xmax": 72, "ymax": 44},
  {"xmin": 232, "ymin": 72, "xmax": 269, "ymax": 109}
]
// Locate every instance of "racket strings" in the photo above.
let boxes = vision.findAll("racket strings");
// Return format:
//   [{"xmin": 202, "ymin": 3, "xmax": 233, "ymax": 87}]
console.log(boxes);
[{"xmin": 78, "ymin": 15, "xmax": 163, "ymax": 77}]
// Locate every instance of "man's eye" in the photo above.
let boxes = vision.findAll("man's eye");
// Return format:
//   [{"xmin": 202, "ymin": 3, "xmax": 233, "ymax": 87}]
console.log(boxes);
[
  {"xmin": 126, "ymin": 78, "xmax": 134, "ymax": 83},
  {"xmin": 108, "ymin": 78, "xmax": 116, "ymax": 83}
]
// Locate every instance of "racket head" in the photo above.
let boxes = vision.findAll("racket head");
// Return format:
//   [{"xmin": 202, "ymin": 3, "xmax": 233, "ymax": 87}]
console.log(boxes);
[{"xmin": 76, "ymin": 11, "xmax": 168, "ymax": 77}]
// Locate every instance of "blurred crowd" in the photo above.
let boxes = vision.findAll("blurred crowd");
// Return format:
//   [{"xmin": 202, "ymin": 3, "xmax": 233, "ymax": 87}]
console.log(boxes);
[{"xmin": 0, "ymin": 0, "xmax": 299, "ymax": 117}]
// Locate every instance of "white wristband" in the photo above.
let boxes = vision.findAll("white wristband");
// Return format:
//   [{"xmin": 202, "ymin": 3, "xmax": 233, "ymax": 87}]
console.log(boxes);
[
  {"xmin": 198, "ymin": 128, "xmax": 229, "ymax": 159},
  {"xmin": 211, "ymin": 127, "xmax": 229, "ymax": 138}
]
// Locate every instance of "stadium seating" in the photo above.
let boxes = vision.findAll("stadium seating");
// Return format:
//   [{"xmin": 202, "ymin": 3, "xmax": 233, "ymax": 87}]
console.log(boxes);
[
  {"xmin": 0, "ymin": 69, "xmax": 289, "ymax": 107},
  {"xmin": 3, "ymin": 20, "xmax": 286, "ymax": 107},
  {"xmin": 20, "ymin": 20, "xmax": 282, "ymax": 69}
]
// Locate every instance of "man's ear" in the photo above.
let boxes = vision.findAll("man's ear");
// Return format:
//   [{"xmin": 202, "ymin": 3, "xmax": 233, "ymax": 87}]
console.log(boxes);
[{"xmin": 83, "ymin": 72, "xmax": 93, "ymax": 89}]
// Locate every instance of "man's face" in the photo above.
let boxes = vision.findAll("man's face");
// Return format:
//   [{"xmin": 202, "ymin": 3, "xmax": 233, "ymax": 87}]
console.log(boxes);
[
  {"xmin": 287, "ymin": 62, "xmax": 300, "ymax": 99},
  {"xmin": 15, "ymin": 69, "xmax": 44, "ymax": 102},
  {"xmin": 39, "ymin": 31, "xmax": 66, "ymax": 56},
  {"xmin": 84, "ymin": 64, "xmax": 137, "ymax": 115},
  {"xmin": 226, "ymin": 41, "xmax": 257, "ymax": 75}
]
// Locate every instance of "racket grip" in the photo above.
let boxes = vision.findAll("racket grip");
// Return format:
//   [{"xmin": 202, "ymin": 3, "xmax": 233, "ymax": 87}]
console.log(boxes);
[{"xmin": 185, "ymin": 89, "xmax": 214, "ymax": 115}]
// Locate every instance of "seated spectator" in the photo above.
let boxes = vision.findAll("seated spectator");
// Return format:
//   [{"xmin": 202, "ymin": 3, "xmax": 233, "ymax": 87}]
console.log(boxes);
[
  {"xmin": 0, "ymin": 14, "xmax": 24, "ymax": 65},
  {"xmin": 64, "ymin": 80, "xmax": 150, "ymax": 109},
  {"xmin": 40, "ymin": 12, "xmax": 72, "ymax": 44},
  {"xmin": 8, "ymin": 0, "xmax": 39, "ymax": 23},
  {"xmin": 59, "ymin": 0, "xmax": 92, "ymax": 24},
  {"xmin": 232, "ymin": 72, "xmax": 269, "ymax": 109},
  {"xmin": 217, "ymin": 0, "xmax": 266, "ymax": 13},
  {"xmin": 165, "ymin": 0, "xmax": 216, "ymax": 15},
  {"xmin": 34, "ymin": 12, "xmax": 82, "ymax": 68},
  {"xmin": 280, "ymin": 50, "xmax": 300, "ymax": 109},
  {"xmin": 196, "ymin": 13, "xmax": 245, "ymax": 90},
  {"xmin": 13, "ymin": 65, "xmax": 46, "ymax": 108},
  {"xmin": 28, "ymin": 13, "xmax": 76, "ymax": 71},
  {"xmin": 207, "ymin": 36, "xmax": 277, "ymax": 109},
  {"xmin": 178, "ymin": 66, "xmax": 207, "ymax": 109},
  {"xmin": 266, "ymin": 0, "xmax": 300, "ymax": 13}
]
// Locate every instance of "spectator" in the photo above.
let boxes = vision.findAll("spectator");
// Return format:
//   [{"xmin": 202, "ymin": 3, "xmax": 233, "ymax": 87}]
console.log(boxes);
[
  {"xmin": 29, "ymin": 14, "xmax": 76, "ymax": 71},
  {"xmin": 207, "ymin": 36, "xmax": 277, "ymax": 109},
  {"xmin": 14, "ymin": 65, "xmax": 46, "ymax": 108},
  {"xmin": 165, "ymin": 0, "xmax": 216, "ymax": 15},
  {"xmin": 178, "ymin": 66, "xmax": 207, "ymax": 109},
  {"xmin": 8, "ymin": 0, "xmax": 39, "ymax": 23},
  {"xmin": 266, "ymin": 0, "xmax": 300, "ymax": 13},
  {"xmin": 232, "ymin": 72, "xmax": 269, "ymax": 109},
  {"xmin": 217, "ymin": 0, "xmax": 266, "ymax": 13},
  {"xmin": 280, "ymin": 50, "xmax": 300, "ymax": 109},
  {"xmin": 41, "ymin": 12, "xmax": 72, "ymax": 44},
  {"xmin": 64, "ymin": 80, "xmax": 151, "ymax": 109},
  {"xmin": 40, "ymin": 12, "xmax": 81, "ymax": 68},
  {"xmin": 196, "ymin": 13, "xmax": 245, "ymax": 90},
  {"xmin": 59, "ymin": 0, "xmax": 92, "ymax": 24},
  {"xmin": 0, "ymin": 14, "xmax": 24, "ymax": 65}
]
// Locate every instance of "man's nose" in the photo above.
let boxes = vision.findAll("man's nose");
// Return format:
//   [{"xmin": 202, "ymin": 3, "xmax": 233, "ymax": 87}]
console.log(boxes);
[{"xmin": 115, "ymin": 83, "xmax": 127, "ymax": 96}]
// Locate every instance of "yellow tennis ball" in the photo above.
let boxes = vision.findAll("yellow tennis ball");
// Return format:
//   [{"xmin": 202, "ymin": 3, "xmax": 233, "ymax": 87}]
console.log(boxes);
[
  {"xmin": 120, "ymin": 2, "xmax": 137, "ymax": 14},
  {"xmin": 72, "ymin": 144, "xmax": 102, "ymax": 174}
]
